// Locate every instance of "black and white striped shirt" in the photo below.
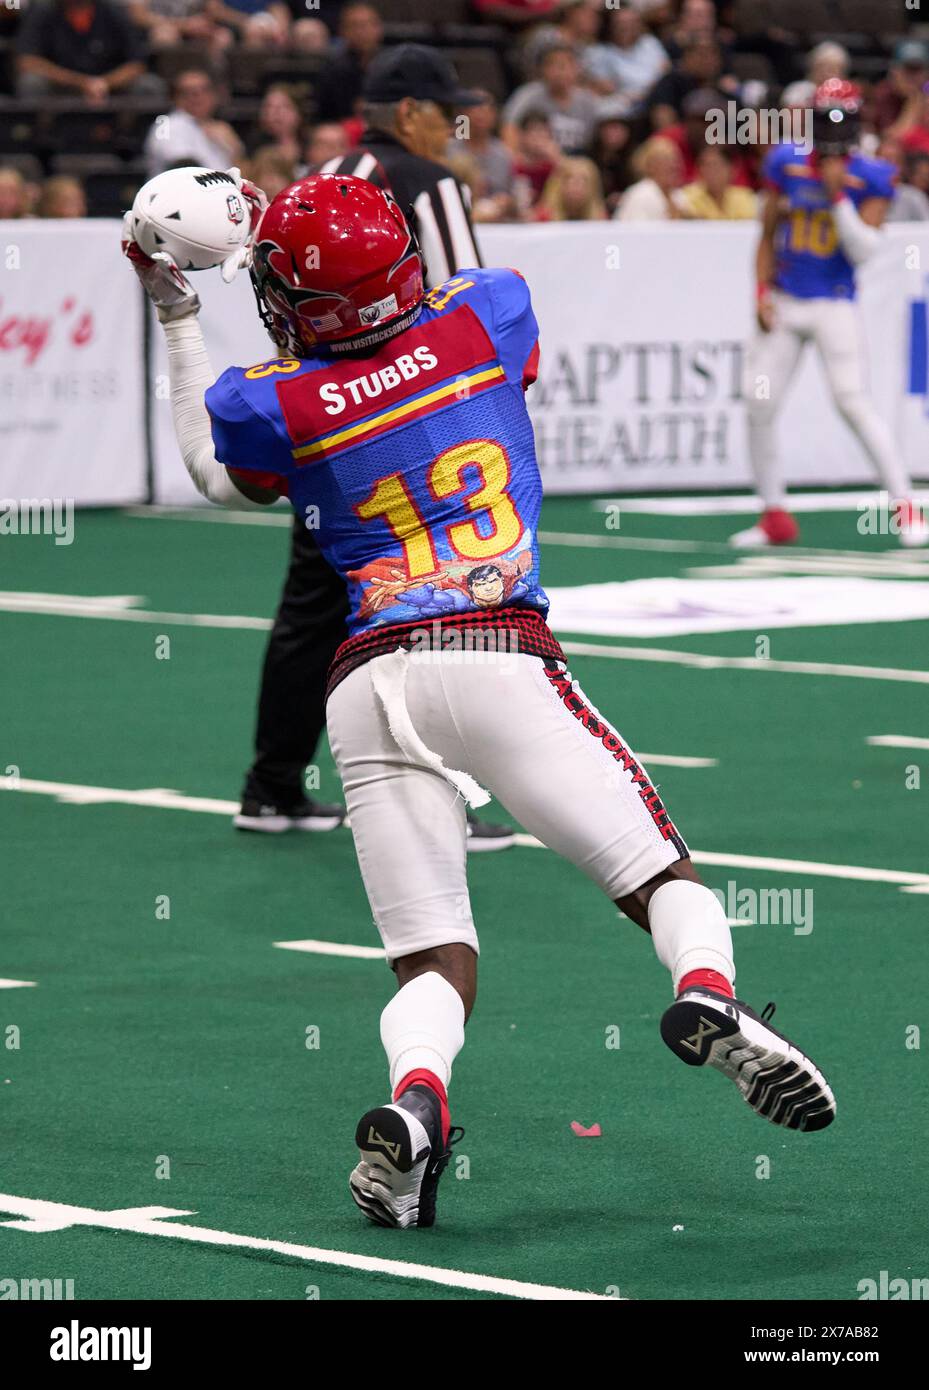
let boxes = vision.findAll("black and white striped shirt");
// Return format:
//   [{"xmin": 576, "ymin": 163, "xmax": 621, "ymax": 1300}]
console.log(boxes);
[{"xmin": 318, "ymin": 129, "xmax": 483, "ymax": 290}]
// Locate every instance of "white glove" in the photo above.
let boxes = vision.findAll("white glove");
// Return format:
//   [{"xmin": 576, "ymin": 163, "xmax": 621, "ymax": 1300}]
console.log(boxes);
[{"xmin": 121, "ymin": 212, "xmax": 201, "ymax": 323}]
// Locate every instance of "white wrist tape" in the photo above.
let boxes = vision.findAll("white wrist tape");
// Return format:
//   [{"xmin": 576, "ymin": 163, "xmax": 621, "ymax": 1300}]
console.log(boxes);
[
  {"xmin": 832, "ymin": 196, "xmax": 881, "ymax": 266},
  {"xmin": 162, "ymin": 316, "xmax": 267, "ymax": 509}
]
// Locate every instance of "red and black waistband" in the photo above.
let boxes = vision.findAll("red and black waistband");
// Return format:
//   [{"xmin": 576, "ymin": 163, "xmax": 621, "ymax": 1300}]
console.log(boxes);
[{"xmin": 326, "ymin": 607, "xmax": 566, "ymax": 700}]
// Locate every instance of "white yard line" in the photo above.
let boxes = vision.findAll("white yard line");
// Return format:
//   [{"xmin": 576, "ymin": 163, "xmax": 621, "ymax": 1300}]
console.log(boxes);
[
  {"xmin": 3, "ymin": 592, "xmax": 927, "ymax": 684},
  {"xmin": 867, "ymin": 734, "xmax": 929, "ymax": 750},
  {"xmin": 593, "ymin": 490, "xmax": 929, "ymax": 518},
  {"xmin": 558, "ymin": 640, "xmax": 929, "ymax": 685},
  {"xmin": 3, "ymin": 777, "xmax": 927, "ymax": 892},
  {"xmin": 0, "ymin": 979, "xmax": 36, "ymax": 989},
  {"xmin": 0, "ymin": 1193, "xmax": 610, "ymax": 1300}
]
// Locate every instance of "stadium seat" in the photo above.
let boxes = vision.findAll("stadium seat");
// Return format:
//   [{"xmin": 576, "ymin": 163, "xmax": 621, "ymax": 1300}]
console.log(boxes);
[
  {"xmin": 377, "ymin": 0, "xmax": 470, "ymax": 22},
  {"xmin": 41, "ymin": 101, "xmax": 121, "ymax": 155},
  {"xmin": 837, "ymin": 0, "xmax": 907, "ymax": 38},
  {"xmin": 0, "ymin": 98, "xmax": 38, "ymax": 156},
  {"xmin": 154, "ymin": 44, "xmax": 214, "ymax": 88},
  {"xmin": 442, "ymin": 48, "xmax": 507, "ymax": 103},
  {"xmin": 730, "ymin": 52, "xmax": 777, "ymax": 85},
  {"xmin": 438, "ymin": 24, "xmax": 509, "ymax": 51},
  {"xmin": 228, "ymin": 50, "xmax": 325, "ymax": 97},
  {"xmin": 51, "ymin": 153, "xmax": 148, "ymax": 218},
  {"xmin": 382, "ymin": 23, "xmax": 434, "ymax": 45}
]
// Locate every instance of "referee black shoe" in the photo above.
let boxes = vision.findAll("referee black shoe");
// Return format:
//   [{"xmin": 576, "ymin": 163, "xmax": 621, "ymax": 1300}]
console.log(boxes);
[
  {"xmin": 660, "ymin": 987, "xmax": 836, "ymax": 1132},
  {"xmin": 349, "ymin": 1085, "xmax": 463, "ymax": 1229},
  {"xmin": 234, "ymin": 795, "xmax": 345, "ymax": 833}
]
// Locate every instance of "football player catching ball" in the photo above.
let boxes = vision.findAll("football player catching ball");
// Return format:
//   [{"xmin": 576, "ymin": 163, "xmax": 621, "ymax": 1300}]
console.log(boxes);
[
  {"xmin": 738, "ymin": 78, "xmax": 928, "ymax": 548},
  {"xmin": 125, "ymin": 175, "xmax": 836, "ymax": 1230}
]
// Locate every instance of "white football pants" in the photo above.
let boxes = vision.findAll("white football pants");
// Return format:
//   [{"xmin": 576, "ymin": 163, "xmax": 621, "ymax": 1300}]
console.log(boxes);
[
  {"xmin": 326, "ymin": 650, "xmax": 687, "ymax": 964},
  {"xmin": 744, "ymin": 291, "xmax": 910, "ymax": 508}
]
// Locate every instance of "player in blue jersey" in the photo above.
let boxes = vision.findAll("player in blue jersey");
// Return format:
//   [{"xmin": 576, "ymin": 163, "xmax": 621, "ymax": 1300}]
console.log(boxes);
[
  {"xmin": 736, "ymin": 78, "xmax": 928, "ymax": 547},
  {"xmin": 125, "ymin": 174, "xmax": 836, "ymax": 1229}
]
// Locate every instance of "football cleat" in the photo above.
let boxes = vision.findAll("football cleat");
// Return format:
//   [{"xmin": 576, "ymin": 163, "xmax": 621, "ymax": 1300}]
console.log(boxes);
[
  {"xmin": 234, "ymin": 795, "xmax": 345, "ymax": 833},
  {"xmin": 660, "ymin": 987, "xmax": 836, "ymax": 1132},
  {"xmin": 349, "ymin": 1084, "xmax": 463, "ymax": 1229},
  {"xmin": 729, "ymin": 508, "xmax": 799, "ymax": 547},
  {"xmin": 895, "ymin": 500, "xmax": 929, "ymax": 548}
]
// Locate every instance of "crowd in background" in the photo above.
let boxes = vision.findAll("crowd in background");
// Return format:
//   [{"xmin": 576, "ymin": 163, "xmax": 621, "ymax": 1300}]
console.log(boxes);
[{"xmin": 1, "ymin": 0, "xmax": 929, "ymax": 223}]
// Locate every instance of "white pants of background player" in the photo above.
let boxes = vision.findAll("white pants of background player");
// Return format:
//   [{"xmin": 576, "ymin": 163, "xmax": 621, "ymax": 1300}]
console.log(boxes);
[
  {"xmin": 744, "ymin": 291, "xmax": 910, "ymax": 508},
  {"xmin": 327, "ymin": 648, "xmax": 733, "ymax": 1088}
]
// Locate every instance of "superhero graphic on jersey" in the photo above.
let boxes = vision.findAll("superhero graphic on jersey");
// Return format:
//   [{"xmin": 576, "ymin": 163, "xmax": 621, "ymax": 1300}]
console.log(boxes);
[
  {"xmin": 763, "ymin": 144, "xmax": 896, "ymax": 300},
  {"xmin": 205, "ymin": 268, "xmax": 546, "ymax": 638},
  {"xmin": 348, "ymin": 531, "xmax": 541, "ymax": 625}
]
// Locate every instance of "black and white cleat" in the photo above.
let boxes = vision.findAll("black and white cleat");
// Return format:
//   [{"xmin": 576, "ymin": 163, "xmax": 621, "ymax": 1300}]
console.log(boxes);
[
  {"xmin": 660, "ymin": 987, "xmax": 836, "ymax": 1132},
  {"xmin": 349, "ymin": 1085, "xmax": 463, "ymax": 1229}
]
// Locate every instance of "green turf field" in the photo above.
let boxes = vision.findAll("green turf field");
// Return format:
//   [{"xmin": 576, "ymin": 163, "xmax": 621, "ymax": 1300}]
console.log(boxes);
[{"xmin": 1, "ymin": 497, "xmax": 927, "ymax": 1300}]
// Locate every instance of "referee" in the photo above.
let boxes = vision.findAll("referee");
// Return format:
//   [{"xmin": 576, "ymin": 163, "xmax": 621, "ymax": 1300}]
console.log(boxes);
[{"xmin": 236, "ymin": 46, "xmax": 515, "ymax": 849}]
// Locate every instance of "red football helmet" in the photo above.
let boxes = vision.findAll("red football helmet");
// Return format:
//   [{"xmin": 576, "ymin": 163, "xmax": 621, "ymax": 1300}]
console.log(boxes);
[
  {"xmin": 250, "ymin": 174, "xmax": 425, "ymax": 356},
  {"xmin": 812, "ymin": 79, "xmax": 863, "ymax": 155}
]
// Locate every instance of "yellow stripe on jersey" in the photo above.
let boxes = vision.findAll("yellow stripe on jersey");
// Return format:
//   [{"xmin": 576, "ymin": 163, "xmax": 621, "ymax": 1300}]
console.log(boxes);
[{"xmin": 291, "ymin": 365, "xmax": 506, "ymax": 460}]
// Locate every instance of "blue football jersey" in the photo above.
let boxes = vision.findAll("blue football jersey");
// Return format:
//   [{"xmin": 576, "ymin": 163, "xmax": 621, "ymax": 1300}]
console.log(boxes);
[
  {"xmin": 764, "ymin": 144, "xmax": 895, "ymax": 300},
  {"xmin": 206, "ymin": 269, "xmax": 547, "ymax": 636}
]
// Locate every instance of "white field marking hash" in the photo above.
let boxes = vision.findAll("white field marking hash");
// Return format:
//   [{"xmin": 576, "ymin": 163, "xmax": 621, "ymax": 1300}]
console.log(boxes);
[
  {"xmin": 0, "ymin": 1193, "xmax": 613, "ymax": 1300},
  {"xmin": 274, "ymin": 939, "xmax": 384, "ymax": 960},
  {"xmin": 867, "ymin": 734, "xmax": 929, "ymax": 750}
]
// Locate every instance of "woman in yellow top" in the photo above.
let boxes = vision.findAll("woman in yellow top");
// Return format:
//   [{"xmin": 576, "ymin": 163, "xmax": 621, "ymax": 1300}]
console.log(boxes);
[{"xmin": 677, "ymin": 145, "xmax": 758, "ymax": 220}]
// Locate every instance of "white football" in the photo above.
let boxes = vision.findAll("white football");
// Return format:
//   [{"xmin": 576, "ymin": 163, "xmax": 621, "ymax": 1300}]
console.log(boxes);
[{"xmin": 130, "ymin": 166, "xmax": 251, "ymax": 272}]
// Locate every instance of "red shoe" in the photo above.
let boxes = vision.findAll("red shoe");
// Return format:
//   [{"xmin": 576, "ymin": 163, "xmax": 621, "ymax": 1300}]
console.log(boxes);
[{"xmin": 729, "ymin": 507, "xmax": 799, "ymax": 547}]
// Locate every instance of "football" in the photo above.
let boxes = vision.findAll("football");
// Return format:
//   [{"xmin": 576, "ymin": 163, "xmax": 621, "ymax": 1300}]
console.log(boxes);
[{"xmin": 129, "ymin": 166, "xmax": 251, "ymax": 272}]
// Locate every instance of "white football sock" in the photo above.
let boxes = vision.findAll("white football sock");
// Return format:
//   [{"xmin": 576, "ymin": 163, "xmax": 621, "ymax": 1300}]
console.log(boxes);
[
  {"xmin": 647, "ymin": 880, "xmax": 735, "ymax": 995},
  {"xmin": 380, "ymin": 971, "xmax": 465, "ymax": 1091}
]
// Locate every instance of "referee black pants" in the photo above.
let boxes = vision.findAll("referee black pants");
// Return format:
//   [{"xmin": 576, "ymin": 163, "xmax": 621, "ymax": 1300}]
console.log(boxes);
[{"xmin": 242, "ymin": 517, "xmax": 350, "ymax": 807}]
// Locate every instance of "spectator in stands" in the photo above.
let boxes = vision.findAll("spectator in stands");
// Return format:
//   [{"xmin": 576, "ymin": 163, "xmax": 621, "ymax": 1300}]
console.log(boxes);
[
  {"xmin": 590, "ymin": 101, "xmax": 635, "ymax": 212},
  {"xmin": 314, "ymin": 1, "xmax": 383, "ymax": 122},
  {"xmin": 291, "ymin": 15, "xmax": 330, "ymax": 53},
  {"xmin": 144, "ymin": 67, "xmax": 243, "ymax": 176},
  {"xmin": 883, "ymin": 145, "xmax": 929, "ymax": 222},
  {"xmin": 124, "ymin": 0, "xmax": 232, "ymax": 63},
  {"xmin": 647, "ymin": 36, "xmax": 729, "ymax": 130},
  {"xmin": 660, "ymin": 87, "xmax": 752, "ymax": 187},
  {"xmin": 662, "ymin": 0, "xmax": 717, "ymax": 60},
  {"xmin": 472, "ymin": 0, "xmax": 560, "ymax": 29},
  {"xmin": 303, "ymin": 122, "xmax": 349, "ymax": 170},
  {"xmin": 501, "ymin": 42, "xmax": 602, "ymax": 154},
  {"xmin": 879, "ymin": 42, "xmax": 929, "ymax": 139},
  {"xmin": 16, "ymin": 0, "xmax": 164, "ymax": 101},
  {"xmin": 585, "ymin": 6, "xmax": 669, "ymax": 104},
  {"xmin": 536, "ymin": 155, "xmax": 606, "ymax": 220},
  {"xmin": 806, "ymin": 41, "xmax": 849, "ymax": 88},
  {"xmin": 895, "ymin": 83, "xmax": 929, "ymax": 158},
  {"xmin": 511, "ymin": 110, "xmax": 561, "ymax": 216},
  {"xmin": 0, "ymin": 167, "xmax": 33, "ymax": 219},
  {"xmin": 205, "ymin": 0, "xmax": 289, "ymax": 50},
  {"xmin": 245, "ymin": 145, "xmax": 295, "ymax": 199},
  {"xmin": 37, "ymin": 174, "xmax": 87, "ymax": 217},
  {"xmin": 521, "ymin": 0, "xmax": 603, "ymax": 80},
  {"xmin": 613, "ymin": 134, "xmax": 683, "ymax": 220},
  {"xmin": 677, "ymin": 144, "xmax": 756, "ymax": 219},
  {"xmin": 249, "ymin": 83, "xmax": 305, "ymax": 162},
  {"xmin": 448, "ymin": 90, "xmax": 515, "ymax": 223}
]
